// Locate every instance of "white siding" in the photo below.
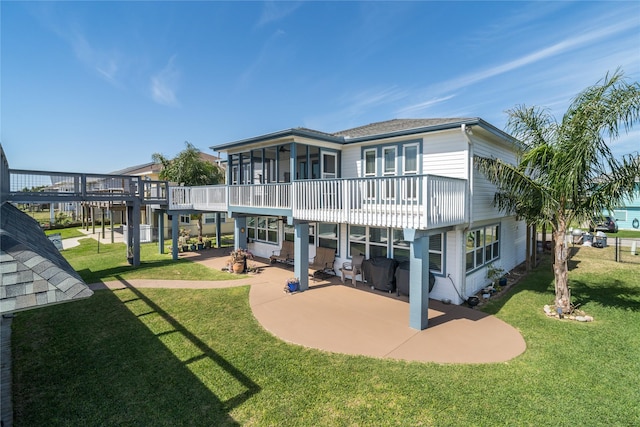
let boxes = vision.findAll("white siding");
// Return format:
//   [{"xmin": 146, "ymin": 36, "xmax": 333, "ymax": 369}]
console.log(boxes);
[
  {"xmin": 471, "ymin": 138, "xmax": 518, "ymax": 222},
  {"xmin": 341, "ymin": 146, "xmax": 361, "ymax": 179},
  {"xmin": 422, "ymin": 131, "xmax": 468, "ymax": 179}
]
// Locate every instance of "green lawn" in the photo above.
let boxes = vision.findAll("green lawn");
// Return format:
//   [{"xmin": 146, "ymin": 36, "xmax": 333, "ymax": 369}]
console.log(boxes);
[{"xmin": 11, "ymin": 245, "xmax": 640, "ymax": 426}]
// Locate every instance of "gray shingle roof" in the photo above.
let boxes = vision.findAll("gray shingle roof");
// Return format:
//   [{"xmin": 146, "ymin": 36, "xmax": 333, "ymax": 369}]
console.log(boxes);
[
  {"xmin": 1, "ymin": 202, "xmax": 92, "ymax": 314},
  {"xmin": 333, "ymin": 118, "xmax": 475, "ymax": 138}
]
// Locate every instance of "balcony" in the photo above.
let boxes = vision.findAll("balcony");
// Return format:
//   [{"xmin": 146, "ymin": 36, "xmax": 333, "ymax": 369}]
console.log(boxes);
[{"xmin": 168, "ymin": 175, "xmax": 467, "ymax": 230}]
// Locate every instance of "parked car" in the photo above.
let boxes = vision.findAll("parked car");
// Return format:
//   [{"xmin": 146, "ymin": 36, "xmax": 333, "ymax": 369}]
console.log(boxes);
[{"xmin": 590, "ymin": 216, "xmax": 618, "ymax": 233}]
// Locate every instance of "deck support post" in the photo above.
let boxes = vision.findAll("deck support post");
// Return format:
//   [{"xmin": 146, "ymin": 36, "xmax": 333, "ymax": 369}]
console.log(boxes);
[
  {"xmin": 215, "ymin": 212, "xmax": 222, "ymax": 248},
  {"xmin": 158, "ymin": 211, "xmax": 165, "ymax": 254},
  {"xmin": 126, "ymin": 201, "xmax": 141, "ymax": 266},
  {"xmin": 404, "ymin": 228, "xmax": 430, "ymax": 330},
  {"xmin": 234, "ymin": 216, "xmax": 247, "ymax": 250},
  {"xmin": 294, "ymin": 221, "xmax": 309, "ymax": 291},
  {"xmin": 171, "ymin": 213, "xmax": 179, "ymax": 260}
]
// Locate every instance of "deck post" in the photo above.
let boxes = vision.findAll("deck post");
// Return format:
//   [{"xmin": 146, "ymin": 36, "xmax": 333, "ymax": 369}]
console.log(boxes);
[
  {"xmin": 293, "ymin": 221, "xmax": 309, "ymax": 291},
  {"xmin": 215, "ymin": 212, "xmax": 222, "ymax": 248},
  {"xmin": 404, "ymin": 228, "xmax": 430, "ymax": 330},
  {"xmin": 158, "ymin": 211, "xmax": 164, "ymax": 254},
  {"xmin": 171, "ymin": 213, "xmax": 179, "ymax": 260},
  {"xmin": 234, "ymin": 216, "xmax": 247, "ymax": 250}
]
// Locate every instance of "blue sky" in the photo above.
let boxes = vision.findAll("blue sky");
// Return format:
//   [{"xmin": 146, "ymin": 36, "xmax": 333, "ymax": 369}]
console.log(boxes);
[{"xmin": 1, "ymin": 1, "xmax": 639, "ymax": 173}]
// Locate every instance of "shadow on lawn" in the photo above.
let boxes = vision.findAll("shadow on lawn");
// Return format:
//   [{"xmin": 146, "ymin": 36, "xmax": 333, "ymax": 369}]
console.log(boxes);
[
  {"xmin": 481, "ymin": 252, "xmax": 640, "ymax": 315},
  {"xmin": 13, "ymin": 275, "xmax": 259, "ymax": 426},
  {"xmin": 112, "ymin": 275, "xmax": 262, "ymax": 409}
]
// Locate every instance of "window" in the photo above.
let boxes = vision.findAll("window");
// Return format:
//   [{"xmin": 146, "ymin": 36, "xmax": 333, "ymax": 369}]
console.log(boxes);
[
  {"xmin": 363, "ymin": 148, "xmax": 377, "ymax": 199},
  {"xmin": 349, "ymin": 225, "xmax": 445, "ymax": 274},
  {"xmin": 403, "ymin": 144, "xmax": 418, "ymax": 174},
  {"xmin": 203, "ymin": 213, "xmax": 226, "ymax": 224},
  {"xmin": 364, "ymin": 149, "xmax": 376, "ymax": 176},
  {"xmin": 179, "ymin": 215, "xmax": 190, "ymax": 224},
  {"xmin": 318, "ymin": 222, "xmax": 339, "ymax": 256},
  {"xmin": 428, "ymin": 233, "xmax": 443, "ymax": 274},
  {"xmin": 466, "ymin": 225, "xmax": 500, "ymax": 272},
  {"xmin": 392, "ymin": 228, "xmax": 410, "ymax": 262},
  {"xmin": 284, "ymin": 223, "xmax": 315, "ymax": 244},
  {"xmin": 348, "ymin": 225, "xmax": 367, "ymax": 258},
  {"xmin": 403, "ymin": 144, "xmax": 419, "ymax": 199},
  {"xmin": 382, "ymin": 146, "xmax": 397, "ymax": 175},
  {"xmin": 250, "ymin": 216, "xmax": 279, "ymax": 244}
]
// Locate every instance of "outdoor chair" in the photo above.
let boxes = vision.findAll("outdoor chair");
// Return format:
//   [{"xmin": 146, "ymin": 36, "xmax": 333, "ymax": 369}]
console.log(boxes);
[
  {"xmin": 309, "ymin": 247, "xmax": 336, "ymax": 280},
  {"xmin": 340, "ymin": 254, "xmax": 364, "ymax": 287},
  {"xmin": 270, "ymin": 240, "xmax": 294, "ymax": 265}
]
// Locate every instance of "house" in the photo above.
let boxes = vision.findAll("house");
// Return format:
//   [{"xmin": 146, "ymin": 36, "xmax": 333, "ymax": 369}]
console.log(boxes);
[
  {"xmin": 611, "ymin": 179, "xmax": 640, "ymax": 230},
  {"xmin": 166, "ymin": 118, "xmax": 527, "ymax": 330},
  {"xmin": 81, "ymin": 154, "xmax": 233, "ymax": 244}
]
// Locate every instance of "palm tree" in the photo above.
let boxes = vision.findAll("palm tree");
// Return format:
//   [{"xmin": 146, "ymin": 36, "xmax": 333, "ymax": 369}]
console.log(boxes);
[
  {"xmin": 152, "ymin": 142, "xmax": 225, "ymax": 239},
  {"xmin": 476, "ymin": 70, "xmax": 640, "ymax": 312}
]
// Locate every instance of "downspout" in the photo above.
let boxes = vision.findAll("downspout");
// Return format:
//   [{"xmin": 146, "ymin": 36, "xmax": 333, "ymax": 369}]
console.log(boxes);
[{"xmin": 460, "ymin": 124, "xmax": 474, "ymax": 300}]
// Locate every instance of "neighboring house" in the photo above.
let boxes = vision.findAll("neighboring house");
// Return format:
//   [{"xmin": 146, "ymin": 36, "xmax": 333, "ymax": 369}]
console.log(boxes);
[
  {"xmin": 164, "ymin": 118, "xmax": 527, "ymax": 330},
  {"xmin": 96, "ymin": 153, "xmax": 233, "ymax": 241},
  {"xmin": 612, "ymin": 179, "xmax": 640, "ymax": 230}
]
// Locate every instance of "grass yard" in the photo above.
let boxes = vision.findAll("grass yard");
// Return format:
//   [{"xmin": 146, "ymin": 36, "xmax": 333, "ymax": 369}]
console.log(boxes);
[
  {"xmin": 10, "ymin": 244, "xmax": 640, "ymax": 426},
  {"xmin": 64, "ymin": 239, "xmax": 241, "ymax": 284}
]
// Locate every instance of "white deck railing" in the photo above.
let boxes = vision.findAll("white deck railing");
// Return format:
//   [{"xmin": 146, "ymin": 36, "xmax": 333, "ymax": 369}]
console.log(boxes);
[
  {"xmin": 229, "ymin": 183, "xmax": 291, "ymax": 209},
  {"xmin": 167, "ymin": 175, "xmax": 466, "ymax": 230},
  {"xmin": 293, "ymin": 175, "xmax": 467, "ymax": 229}
]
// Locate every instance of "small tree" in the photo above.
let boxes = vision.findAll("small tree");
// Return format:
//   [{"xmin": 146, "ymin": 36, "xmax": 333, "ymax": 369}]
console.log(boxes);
[
  {"xmin": 152, "ymin": 142, "xmax": 224, "ymax": 239},
  {"xmin": 475, "ymin": 70, "xmax": 640, "ymax": 312}
]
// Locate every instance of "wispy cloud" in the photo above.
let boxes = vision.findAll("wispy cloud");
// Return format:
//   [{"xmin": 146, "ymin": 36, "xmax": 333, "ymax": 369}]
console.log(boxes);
[
  {"xmin": 256, "ymin": 1, "xmax": 302, "ymax": 28},
  {"xmin": 395, "ymin": 95, "xmax": 457, "ymax": 117},
  {"xmin": 150, "ymin": 55, "xmax": 181, "ymax": 107},
  {"xmin": 237, "ymin": 29, "xmax": 286, "ymax": 88}
]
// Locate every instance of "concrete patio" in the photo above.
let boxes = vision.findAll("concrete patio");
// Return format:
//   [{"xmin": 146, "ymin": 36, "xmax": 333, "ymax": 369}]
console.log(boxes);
[{"xmin": 94, "ymin": 247, "xmax": 527, "ymax": 364}]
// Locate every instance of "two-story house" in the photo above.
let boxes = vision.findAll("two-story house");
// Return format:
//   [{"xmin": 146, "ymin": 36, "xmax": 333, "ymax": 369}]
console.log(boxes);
[{"xmin": 168, "ymin": 118, "xmax": 527, "ymax": 330}]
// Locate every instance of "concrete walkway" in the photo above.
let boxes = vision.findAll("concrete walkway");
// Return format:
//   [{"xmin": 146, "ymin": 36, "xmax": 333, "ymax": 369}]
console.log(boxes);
[{"xmin": 93, "ymin": 248, "xmax": 527, "ymax": 364}]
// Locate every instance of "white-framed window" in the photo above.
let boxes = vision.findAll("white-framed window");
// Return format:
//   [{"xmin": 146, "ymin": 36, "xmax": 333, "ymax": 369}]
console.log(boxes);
[
  {"xmin": 203, "ymin": 213, "xmax": 227, "ymax": 224},
  {"xmin": 403, "ymin": 143, "xmax": 419, "ymax": 199},
  {"xmin": 392, "ymin": 228, "xmax": 410, "ymax": 261},
  {"xmin": 248, "ymin": 216, "xmax": 279, "ymax": 244},
  {"xmin": 466, "ymin": 224, "xmax": 500, "ymax": 272},
  {"xmin": 179, "ymin": 214, "xmax": 190, "ymax": 224},
  {"xmin": 284, "ymin": 223, "xmax": 315, "ymax": 244},
  {"xmin": 349, "ymin": 226, "xmax": 445, "ymax": 274},
  {"xmin": 382, "ymin": 146, "xmax": 397, "ymax": 175},
  {"xmin": 403, "ymin": 143, "xmax": 419, "ymax": 174},
  {"xmin": 317, "ymin": 222, "xmax": 339, "ymax": 256},
  {"xmin": 363, "ymin": 148, "xmax": 377, "ymax": 199},
  {"xmin": 382, "ymin": 146, "xmax": 397, "ymax": 200},
  {"xmin": 428, "ymin": 233, "xmax": 444, "ymax": 274}
]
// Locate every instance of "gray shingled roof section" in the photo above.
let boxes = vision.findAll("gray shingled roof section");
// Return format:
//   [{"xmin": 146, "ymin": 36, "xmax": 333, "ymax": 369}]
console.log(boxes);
[
  {"xmin": 0, "ymin": 202, "xmax": 93, "ymax": 314},
  {"xmin": 332, "ymin": 118, "xmax": 474, "ymax": 138}
]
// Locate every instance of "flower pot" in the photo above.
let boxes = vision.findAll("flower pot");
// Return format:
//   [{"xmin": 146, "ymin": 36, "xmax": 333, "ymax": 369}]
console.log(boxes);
[
  {"xmin": 499, "ymin": 277, "xmax": 507, "ymax": 287},
  {"xmin": 287, "ymin": 281, "xmax": 299, "ymax": 292},
  {"xmin": 197, "ymin": 243, "xmax": 204, "ymax": 250},
  {"xmin": 467, "ymin": 296, "xmax": 480, "ymax": 307},
  {"xmin": 233, "ymin": 262, "xmax": 245, "ymax": 274}
]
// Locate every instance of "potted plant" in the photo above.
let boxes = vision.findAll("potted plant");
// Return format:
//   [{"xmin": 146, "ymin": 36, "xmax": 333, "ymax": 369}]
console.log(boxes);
[
  {"xmin": 486, "ymin": 263, "xmax": 506, "ymax": 288},
  {"xmin": 203, "ymin": 237, "xmax": 212, "ymax": 249},
  {"xmin": 229, "ymin": 248, "xmax": 253, "ymax": 273},
  {"xmin": 285, "ymin": 277, "xmax": 300, "ymax": 293}
]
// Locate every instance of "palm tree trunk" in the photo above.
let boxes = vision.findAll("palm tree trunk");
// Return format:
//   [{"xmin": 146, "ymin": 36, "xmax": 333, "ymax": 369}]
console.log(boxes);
[{"xmin": 553, "ymin": 220, "xmax": 571, "ymax": 312}]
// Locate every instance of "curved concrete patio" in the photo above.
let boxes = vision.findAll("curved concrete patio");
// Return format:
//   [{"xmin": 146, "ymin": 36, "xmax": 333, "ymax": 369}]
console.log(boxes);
[{"xmin": 94, "ymin": 247, "xmax": 526, "ymax": 364}]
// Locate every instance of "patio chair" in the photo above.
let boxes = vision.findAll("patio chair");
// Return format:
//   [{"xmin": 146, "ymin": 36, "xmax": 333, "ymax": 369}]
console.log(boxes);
[
  {"xmin": 270, "ymin": 240, "xmax": 294, "ymax": 265},
  {"xmin": 309, "ymin": 247, "xmax": 336, "ymax": 280},
  {"xmin": 340, "ymin": 253, "xmax": 364, "ymax": 287}
]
